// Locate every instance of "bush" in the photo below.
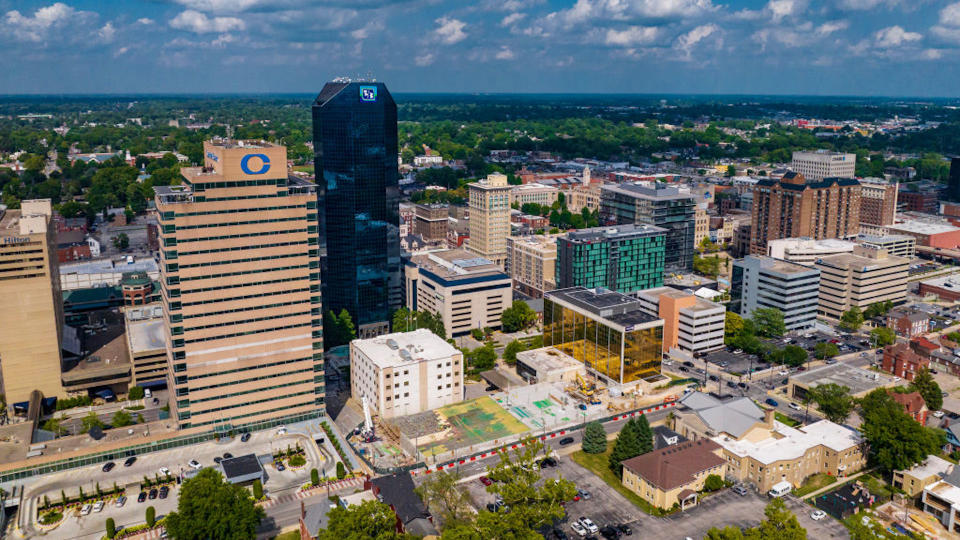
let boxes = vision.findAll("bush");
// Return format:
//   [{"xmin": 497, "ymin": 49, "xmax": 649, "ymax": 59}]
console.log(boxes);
[
  {"xmin": 253, "ymin": 480, "xmax": 263, "ymax": 500},
  {"xmin": 55, "ymin": 395, "xmax": 92, "ymax": 411},
  {"xmin": 703, "ymin": 474, "xmax": 724, "ymax": 492},
  {"xmin": 146, "ymin": 505, "xmax": 156, "ymax": 528},
  {"xmin": 106, "ymin": 517, "xmax": 116, "ymax": 539},
  {"xmin": 127, "ymin": 386, "xmax": 145, "ymax": 400},
  {"xmin": 311, "ymin": 468, "xmax": 320, "ymax": 486},
  {"xmin": 336, "ymin": 461, "xmax": 346, "ymax": 480},
  {"xmin": 288, "ymin": 455, "xmax": 306, "ymax": 467},
  {"xmin": 39, "ymin": 510, "xmax": 62, "ymax": 525}
]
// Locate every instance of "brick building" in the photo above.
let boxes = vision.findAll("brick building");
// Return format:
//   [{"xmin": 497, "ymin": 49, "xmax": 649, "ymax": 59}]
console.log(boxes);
[
  {"xmin": 889, "ymin": 390, "xmax": 930, "ymax": 425},
  {"xmin": 881, "ymin": 343, "xmax": 930, "ymax": 381},
  {"xmin": 886, "ymin": 310, "xmax": 930, "ymax": 338}
]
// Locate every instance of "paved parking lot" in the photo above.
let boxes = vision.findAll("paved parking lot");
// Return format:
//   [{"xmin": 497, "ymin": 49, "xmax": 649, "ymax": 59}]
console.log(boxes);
[{"xmin": 704, "ymin": 350, "xmax": 767, "ymax": 378}]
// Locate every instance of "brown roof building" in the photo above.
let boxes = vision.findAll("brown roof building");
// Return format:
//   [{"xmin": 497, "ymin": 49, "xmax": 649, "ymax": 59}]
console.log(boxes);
[
  {"xmin": 749, "ymin": 172, "xmax": 861, "ymax": 255},
  {"xmin": 621, "ymin": 439, "xmax": 727, "ymax": 511},
  {"xmin": 889, "ymin": 390, "xmax": 930, "ymax": 425},
  {"xmin": 882, "ymin": 343, "xmax": 930, "ymax": 382}
]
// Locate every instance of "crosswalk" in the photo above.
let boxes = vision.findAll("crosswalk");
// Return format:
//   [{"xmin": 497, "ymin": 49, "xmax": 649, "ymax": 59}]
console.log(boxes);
[{"xmin": 258, "ymin": 477, "xmax": 365, "ymax": 508}]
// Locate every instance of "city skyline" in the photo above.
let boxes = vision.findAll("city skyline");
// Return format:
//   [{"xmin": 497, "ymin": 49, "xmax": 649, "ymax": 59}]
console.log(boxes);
[{"xmin": 4, "ymin": 1, "xmax": 960, "ymax": 96}]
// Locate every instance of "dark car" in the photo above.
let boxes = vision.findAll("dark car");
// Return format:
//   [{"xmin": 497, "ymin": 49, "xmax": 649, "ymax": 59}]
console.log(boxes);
[
  {"xmin": 223, "ymin": 452, "xmax": 233, "ymax": 459},
  {"xmin": 679, "ymin": 366, "xmax": 689, "ymax": 372},
  {"xmin": 148, "ymin": 489, "xmax": 158, "ymax": 500},
  {"xmin": 124, "ymin": 456, "xmax": 137, "ymax": 467},
  {"xmin": 559, "ymin": 437, "xmax": 575, "ymax": 446},
  {"xmin": 616, "ymin": 524, "xmax": 632, "ymax": 536},
  {"xmin": 738, "ymin": 382, "xmax": 747, "ymax": 388},
  {"xmin": 484, "ymin": 385, "xmax": 498, "ymax": 392},
  {"xmin": 276, "ymin": 462, "xmax": 286, "ymax": 472},
  {"xmin": 214, "ymin": 456, "xmax": 223, "ymax": 464},
  {"xmin": 540, "ymin": 457, "xmax": 558, "ymax": 468},
  {"xmin": 726, "ymin": 381, "xmax": 737, "ymax": 388},
  {"xmin": 240, "ymin": 432, "xmax": 251, "ymax": 442},
  {"xmin": 159, "ymin": 486, "xmax": 169, "ymax": 499},
  {"xmin": 137, "ymin": 491, "xmax": 147, "ymax": 503},
  {"xmin": 553, "ymin": 528, "xmax": 569, "ymax": 540},
  {"xmin": 486, "ymin": 503, "xmax": 496, "ymax": 512},
  {"xmin": 708, "ymin": 375, "xmax": 719, "ymax": 382},
  {"xmin": 682, "ymin": 361, "xmax": 694, "ymax": 367},
  {"xmin": 102, "ymin": 462, "xmax": 115, "ymax": 473},
  {"xmin": 765, "ymin": 398, "xmax": 779, "ymax": 407},
  {"xmin": 600, "ymin": 526, "xmax": 620, "ymax": 539}
]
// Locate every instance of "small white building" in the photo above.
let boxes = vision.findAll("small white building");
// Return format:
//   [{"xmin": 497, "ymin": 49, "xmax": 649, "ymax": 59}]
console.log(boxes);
[
  {"xmin": 350, "ymin": 329, "xmax": 464, "ymax": 420},
  {"xmin": 635, "ymin": 287, "xmax": 725, "ymax": 356}
]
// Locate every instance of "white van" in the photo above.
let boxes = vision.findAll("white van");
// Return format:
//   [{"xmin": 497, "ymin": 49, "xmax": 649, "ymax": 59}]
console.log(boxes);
[
  {"xmin": 768, "ymin": 481, "xmax": 792, "ymax": 498},
  {"xmin": 144, "ymin": 388, "xmax": 152, "ymax": 399}
]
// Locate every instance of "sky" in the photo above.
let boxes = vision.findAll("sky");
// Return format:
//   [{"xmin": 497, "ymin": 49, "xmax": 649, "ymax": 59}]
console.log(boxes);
[{"xmin": 2, "ymin": 0, "xmax": 960, "ymax": 96}]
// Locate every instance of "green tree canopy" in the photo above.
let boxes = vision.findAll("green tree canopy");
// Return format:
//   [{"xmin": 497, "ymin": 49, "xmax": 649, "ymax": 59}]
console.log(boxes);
[
  {"xmin": 814, "ymin": 342, "xmax": 839, "ymax": 360},
  {"xmin": 809, "ymin": 383, "xmax": 854, "ymax": 424},
  {"xmin": 724, "ymin": 311, "xmax": 744, "ymax": 345},
  {"xmin": 768, "ymin": 345, "xmax": 808, "ymax": 367},
  {"xmin": 706, "ymin": 498, "xmax": 807, "ymax": 540},
  {"xmin": 840, "ymin": 306, "xmax": 864, "ymax": 332},
  {"xmin": 317, "ymin": 499, "xmax": 416, "ymax": 540},
  {"xmin": 415, "ymin": 470, "xmax": 474, "ymax": 527},
  {"xmin": 324, "ymin": 309, "xmax": 358, "ymax": 348},
  {"xmin": 582, "ymin": 421, "xmax": 607, "ymax": 454},
  {"xmin": 910, "ymin": 367, "xmax": 943, "ymax": 411},
  {"xmin": 500, "ymin": 301, "xmax": 537, "ymax": 333},
  {"xmin": 634, "ymin": 413, "xmax": 654, "ymax": 455},
  {"xmin": 392, "ymin": 307, "xmax": 446, "ymax": 339},
  {"xmin": 870, "ymin": 327, "xmax": 896, "ymax": 347},
  {"xmin": 164, "ymin": 468, "xmax": 265, "ymax": 540},
  {"xmin": 751, "ymin": 308, "xmax": 786, "ymax": 338},
  {"xmin": 859, "ymin": 388, "xmax": 946, "ymax": 473},
  {"xmin": 608, "ymin": 418, "xmax": 642, "ymax": 477},
  {"xmin": 81, "ymin": 412, "xmax": 105, "ymax": 433},
  {"xmin": 503, "ymin": 340, "xmax": 526, "ymax": 366},
  {"xmin": 865, "ymin": 300, "xmax": 894, "ymax": 319}
]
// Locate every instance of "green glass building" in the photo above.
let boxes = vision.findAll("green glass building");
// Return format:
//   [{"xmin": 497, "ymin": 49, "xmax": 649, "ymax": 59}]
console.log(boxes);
[
  {"xmin": 543, "ymin": 287, "xmax": 664, "ymax": 386},
  {"xmin": 555, "ymin": 224, "xmax": 666, "ymax": 295}
]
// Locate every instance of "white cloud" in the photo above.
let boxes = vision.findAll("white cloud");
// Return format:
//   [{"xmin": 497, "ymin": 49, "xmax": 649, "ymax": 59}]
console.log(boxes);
[
  {"xmin": 500, "ymin": 13, "xmax": 526, "ymax": 27},
  {"xmin": 170, "ymin": 10, "xmax": 246, "ymax": 34},
  {"xmin": 873, "ymin": 25, "xmax": 922, "ymax": 47},
  {"xmin": 172, "ymin": 0, "xmax": 267, "ymax": 13},
  {"xmin": 351, "ymin": 20, "xmax": 383, "ymax": 40},
  {"xmin": 921, "ymin": 48, "xmax": 943, "ymax": 59},
  {"xmin": 136, "ymin": 18, "xmax": 154, "ymax": 25},
  {"xmin": 495, "ymin": 46, "xmax": 515, "ymax": 59},
  {"xmin": 941, "ymin": 2, "xmax": 960, "ymax": 27},
  {"xmin": 604, "ymin": 26, "xmax": 659, "ymax": 46},
  {"xmin": 766, "ymin": 0, "xmax": 805, "ymax": 23},
  {"xmin": 837, "ymin": 0, "xmax": 904, "ymax": 9},
  {"xmin": 537, "ymin": 0, "xmax": 716, "ymax": 34},
  {"xmin": 815, "ymin": 20, "xmax": 848, "ymax": 36},
  {"xmin": 4, "ymin": 2, "xmax": 92, "ymax": 43},
  {"xmin": 434, "ymin": 16, "xmax": 467, "ymax": 44},
  {"xmin": 675, "ymin": 23, "xmax": 719, "ymax": 57},
  {"xmin": 414, "ymin": 52, "xmax": 435, "ymax": 66},
  {"xmin": 114, "ymin": 46, "xmax": 129, "ymax": 57},
  {"xmin": 98, "ymin": 22, "xmax": 116, "ymax": 43}
]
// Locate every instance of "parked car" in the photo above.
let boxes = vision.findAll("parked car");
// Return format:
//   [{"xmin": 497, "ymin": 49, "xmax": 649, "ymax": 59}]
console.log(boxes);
[
  {"xmin": 578, "ymin": 517, "xmax": 599, "ymax": 534},
  {"xmin": 726, "ymin": 381, "xmax": 737, "ymax": 388},
  {"xmin": 616, "ymin": 524, "xmax": 633, "ymax": 536},
  {"xmin": 79, "ymin": 504, "xmax": 92, "ymax": 516},
  {"xmin": 789, "ymin": 402, "xmax": 802, "ymax": 411},
  {"xmin": 738, "ymin": 382, "xmax": 747, "ymax": 389},
  {"xmin": 223, "ymin": 452, "xmax": 233, "ymax": 459},
  {"xmin": 115, "ymin": 496, "xmax": 127, "ymax": 508},
  {"xmin": 934, "ymin": 411, "xmax": 945, "ymax": 418},
  {"xmin": 479, "ymin": 476, "xmax": 493, "ymax": 486},
  {"xmin": 570, "ymin": 522, "xmax": 588, "ymax": 537},
  {"xmin": 679, "ymin": 367, "xmax": 689, "ymax": 372},
  {"xmin": 778, "ymin": 370, "xmax": 789, "ymax": 376},
  {"xmin": 276, "ymin": 462, "xmax": 286, "ymax": 472},
  {"xmin": 102, "ymin": 462, "xmax": 115, "ymax": 473},
  {"xmin": 540, "ymin": 457, "xmax": 558, "ymax": 468},
  {"xmin": 577, "ymin": 488, "xmax": 591, "ymax": 500},
  {"xmin": 159, "ymin": 467, "xmax": 170, "ymax": 476},
  {"xmin": 93, "ymin": 501, "xmax": 104, "ymax": 513},
  {"xmin": 188, "ymin": 460, "xmax": 202, "ymax": 470},
  {"xmin": 811, "ymin": 510, "xmax": 827, "ymax": 521},
  {"xmin": 137, "ymin": 492, "xmax": 147, "ymax": 503},
  {"xmin": 765, "ymin": 398, "xmax": 779, "ymax": 407},
  {"xmin": 600, "ymin": 525, "xmax": 620, "ymax": 539},
  {"xmin": 732, "ymin": 485, "xmax": 748, "ymax": 496},
  {"xmin": 682, "ymin": 361, "xmax": 694, "ymax": 367},
  {"xmin": 159, "ymin": 486, "xmax": 169, "ymax": 499},
  {"xmin": 276, "ymin": 426, "xmax": 287, "ymax": 435},
  {"xmin": 148, "ymin": 489, "xmax": 158, "ymax": 500},
  {"xmin": 240, "ymin": 432, "xmax": 251, "ymax": 442},
  {"xmin": 554, "ymin": 528, "xmax": 570, "ymax": 540},
  {"xmin": 559, "ymin": 437, "xmax": 575, "ymax": 446},
  {"xmin": 124, "ymin": 456, "xmax": 137, "ymax": 467},
  {"xmin": 708, "ymin": 375, "xmax": 719, "ymax": 382},
  {"xmin": 214, "ymin": 457, "xmax": 223, "ymax": 464}
]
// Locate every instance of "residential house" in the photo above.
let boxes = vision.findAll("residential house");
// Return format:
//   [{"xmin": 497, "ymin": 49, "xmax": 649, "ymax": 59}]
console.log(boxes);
[
  {"xmin": 889, "ymin": 390, "xmax": 930, "ymax": 425},
  {"xmin": 887, "ymin": 310, "xmax": 930, "ymax": 338},
  {"xmin": 881, "ymin": 343, "xmax": 930, "ymax": 382},
  {"xmin": 370, "ymin": 472, "xmax": 438, "ymax": 537},
  {"xmin": 894, "ymin": 456, "xmax": 953, "ymax": 497},
  {"xmin": 621, "ymin": 439, "xmax": 727, "ymax": 511}
]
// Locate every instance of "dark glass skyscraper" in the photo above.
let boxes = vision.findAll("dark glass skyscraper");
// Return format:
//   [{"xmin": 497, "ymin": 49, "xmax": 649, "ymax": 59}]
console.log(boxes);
[{"xmin": 313, "ymin": 81, "xmax": 400, "ymax": 338}]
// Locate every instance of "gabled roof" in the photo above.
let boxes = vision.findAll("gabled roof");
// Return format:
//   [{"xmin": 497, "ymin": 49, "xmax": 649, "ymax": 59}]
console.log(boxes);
[
  {"xmin": 889, "ymin": 390, "xmax": 927, "ymax": 416},
  {"xmin": 679, "ymin": 392, "xmax": 766, "ymax": 438},
  {"xmin": 622, "ymin": 439, "xmax": 726, "ymax": 491},
  {"xmin": 370, "ymin": 472, "xmax": 437, "ymax": 535}
]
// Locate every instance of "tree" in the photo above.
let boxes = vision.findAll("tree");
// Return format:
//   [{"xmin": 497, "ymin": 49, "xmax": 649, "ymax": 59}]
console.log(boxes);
[
  {"xmin": 392, "ymin": 308, "xmax": 446, "ymax": 338},
  {"xmin": 317, "ymin": 499, "xmax": 415, "ymax": 540},
  {"xmin": 81, "ymin": 412, "xmax": 105, "ymax": 433},
  {"xmin": 813, "ymin": 342, "xmax": 839, "ymax": 360},
  {"xmin": 146, "ymin": 506, "xmax": 156, "ymax": 528},
  {"xmin": 693, "ymin": 255, "xmax": 721, "ymax": 278},
  {"xmin": 751, "ymin": 308, "xmax": 786, "ymax": 338},
  {"xmin": 747, "ymin": 498, "xmax": 807, "ymax": 540},
  {"xmin": 870, "ymin": 326, "xmax": 896, "ymax": 347},
  {"xmin": 840, "ymin": 306, "xmax": 864, "ymax": 332},
  {"xmin": 768, "ymin": 345, "xmax": 808, "ymax": 367},
  {"xmin": 42, "ymin": 415, "xmax": 66, "ymax": 436},
  {"xmin": 415, "ymin": 470, "xmax": 474, "ymax": 527},
  {"xmin": 501, "ymin": 301, "xmax": 536, "ymax": 333},
  {"xmin": 164, "ymin": 468, "xmax": 264, "ymax": 540},
  {"xmin": 467, "ymin": 344, "xmax": 496, "ymax": 372},
  {"xmin": 311, "ymin": 468, "xmax": 320, "ymax": 486},
  {"xmin": 608, "ymin": 419, "xmax": 641, "ymax": 478},
  {"xmin": 910, "ymin": 367, "xmax": 943, "ymax": 411},
  {"xmin": 336, "ymin": 461, "xmax": 346, "ymax": 480},
  {"xmin": 503, "ymin": 340, "xmax": 525, "ymax": 366},
  {"xmin": 865, "ymin": 300, "xmax": 894, "ymax": 319},
  {"xmin": 128, "ymin": 386, "xmax": 145, "ymax": 400},
  {"xmin": 324, "ymin": 309, "xmax": 358, "ymax": 348},
  {"xmin": 112, "ymin": 410, "xmax": 133, "ymax": 427},
  {"xmin": 112, "ymin": 233, "xmax": 129, "ymax": 251},
  {"xmin": 253, "ymin": 479, "xmax": 263, "ymax": 500},
  {"xmin": 809, "ymin": 383, "xmax": 855, "ymax": 424},
  {"xmin": 704, "ymin": 474, "xmax": 724, "ymax": 492},
  {"xmin": 582, "ymin": 421, "xmax": 607, "ymax": 454},
  {"xmin": 726, "ymin": 165, "xmax": 736, "ymax": 177},
  {"xmin": 105, "ymin": 517, "xmax": 117, "ymax": 539},
  {"xmin": 859, "ymin": 388, "xmax": 946, "ymax": 473},
  {"xmin": 634, "ymin": 413, "xmax": 653, "ymax": 455},
  {"xmin": 724, "ymin": 311, "xmax": 745, "ymax": 345}
]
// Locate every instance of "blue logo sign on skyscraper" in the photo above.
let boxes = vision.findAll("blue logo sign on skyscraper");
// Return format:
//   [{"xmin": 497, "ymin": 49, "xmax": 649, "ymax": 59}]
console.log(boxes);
[
  {"xmin": 240, "ymin": 153, "xmax": 270, "ymax": 175},
  {"xmin": 360, "ymin": 85, "xmax": 378, "ymax": 102}
]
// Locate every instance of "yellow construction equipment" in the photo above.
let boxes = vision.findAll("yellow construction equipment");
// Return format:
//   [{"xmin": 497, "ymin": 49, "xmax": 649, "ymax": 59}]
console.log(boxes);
[{"xmin": 576, "ymin": 374, "xmax": 596, "ymax": 396}]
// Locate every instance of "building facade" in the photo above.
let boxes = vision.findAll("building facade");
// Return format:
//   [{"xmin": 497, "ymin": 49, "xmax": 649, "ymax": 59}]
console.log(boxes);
[
  {"xmin": 635, "ymin": 287, "xmax": 725, "ymax": 356},
  {"xmin": 0, "ymin": 200, "xmax": 66, "ymax": 405},
  {"xmin": 313, "ymin": 81, "xmax": 400, "ymax": 338},
  {"xmin": 155, "ymin": 140, "xmax": 324, "ymax": 429},
  {"xmin": 350, "ymin": 329, "xmax": 463, "ymax": 419},
  {"xmin": 859, "ymin": 177, "xmax": 898, "ymax": 227},
  {"xmin": 543, "ymin": 287, "xmax": 664, "ymax": 388},
  {"xmin": 413, "ymin": 203, "xmax": 448, "ymax": 243},
  {"xmin": 467, "ymin": 173, "xmax": 512, "ymax": 267},
  {"xmin": 124, "ymin": 306, "xmax": 168, "ymax": 388},
  {"xmin": 814, "ymin": 246, "xmax": 909, "ymax": 319},
  {"xmin": 765, "ymin": 238, "xmax": 856, "ymax": 266},
  {"xmin": 790, "ymin": 150, "xmax": 856, "ymax": 180},
  {"xmin": 403, "ymin": 249, "xmax": 512, "ymax": 338},
  {"xmin": 555, "ymin": 224, "xmax": 666, "ymax": 294},
  {"xmin": 857, "ymin": 234, "xmax": 916, "ymax": 259},
  {"xmin": 731, "ymin": 256, "xmax": 820, "ymax": 331},
  {"xmin": 621, "ymin": 439, "xmax": 727, "ymax": 511},
  {"xmin": 881, "ymin": 343, "xmax": 929, "ymax": 382},
  {"xmin": 749, "ymin": 172, "xmax": 861, "ymax": 255},
  {"xmin": 888, "ymin": 221, "xmax": 960, "ymax": 249},
  {"xmin": 509, "ymin": 183, "xmax": 559, "ymax": 207},
  {"xmin": 599, "ymin": 182, "xmax": 695, "ymax": 273},
  {"xmin": 505, "ymin": 234, "xmax": 558, "ymax": 298},
  {"xmin": 694, "ymin": 205, "xmax": 709, "ymax": 248}
]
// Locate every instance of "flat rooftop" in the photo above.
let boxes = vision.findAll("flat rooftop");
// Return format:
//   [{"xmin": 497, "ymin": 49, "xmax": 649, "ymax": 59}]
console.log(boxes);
[
  {"xmin": 921, "ymin": 274, "xmax": 960, "ymax": 290},
  {"xmin": 637, "ymin": 286, "xmax": 723, "ymax": 313},
  {"xmin": 816, "ymin": 250, "xmax": 909, "ymax": 271},
  {"xmin": 515, "ymin": 347, "xmax": 583, "ymax": 372},
  {"xmin": 601, "ymin": 182, "xmax": 695, "ymax": 201},
  {"xmin": 790, "ymin": 362, "xmax": 896, "ymax": 395},
  {"xmin": 739, "ymin": 255, "xmax": 818, "ymax": 276},
  {"xmin": 352, "ymin": 328, "xmax": 460, "ymax": 368},
  {"xmin": 411, "ymin": 249, "xmax": 508, "ymax": 281},
  {"xmin": 900, "ymin": 455, "xmax": 953, "ymax": 479},
  {"xmin": 60, "ymin": 257, "xmax": 158, "ymax": 275},
  {"xmin": 562, "ymin": 224, "xmax": 667, "ymax": 243},
  {"xmin": 220, "ymin": 453, "xmax": 264, "ymax": 479},
  {"xmin": 208, "ymin": 139, "xmax": 279, "ymax": 150},
  {"xmin": 126, "ymin": 318, "xmax": 165, "ymax": 354},
  {"xmin": 890, "ymin": 220, "xmax": 960, "ymax": 235},
  {"xmin": 715, "ymin": 420, "xmax": 864, "ymax": 465},
  {"xmin": 858, "ymin": 234, "xmax": 915, "ymax": 244},
  {"xmin": 547, "ymin": 287, "xmax": 660, "ymax": 328}
]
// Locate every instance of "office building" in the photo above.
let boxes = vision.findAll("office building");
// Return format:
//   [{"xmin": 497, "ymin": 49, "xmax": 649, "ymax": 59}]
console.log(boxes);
[
  {"xmin": 749, "ymin": 172, "xmax": 861, "ymax": 255},
  {"xmin": 555, "ymin": 224, "xmax": 666, "ymax": 294},
  {"xmin": 814, "ymin": 246, "xmax": 909, "ymax": 319},
  {"xmin": 765, "ymin": 238, "xmax": 856, "ymax": 266},
  {"xmin": 600, "ymin": 182, "xmax": 696, "ymax": 272},
  {"xmin": 731, "ymin": 256, "xmax": 820, "ymax": 331},
  {"xmin": 543, "ymin": 287, "xmax": 665, "ymax": 389},
  {"xmin": 0, "ymin": 200, "xmax": 66, "ymax": 405},
  {"xmin": 567, "ymin": 183, "xmax": 602, "ymax": 213},
  {"xmin": 888, "ymin": 220, "xmax": 960, "ymax": 249},
  {"xmin": 858, "ymin": 234, "xmax": 916, "ymax": 259},
  {"xmin": 403, "ymin": 249, "xmax": 511, "ymax": 338},
  {"xmin": 413, "ymin": 203, "xmax": 448, "ymax": 243},
  {"xmin": 635, "ymin": 287, "xmax": 725, "ymax": 356},
  {"xmin": 694, "ymin": 205, "xmax": 709, "ymax": 247},
  {"xmin": 505, "ymin": 234, "xmax": 558, "ymax": 298},
  {"xmin": 124, "ymin": 305, "xmax": 168, "ymax": 388},
  {"xmin": 154, "ymin": 139, "xmax": 323, "ymax": 429},
  {"xmin": 621, "ymin": 439, "xmax": 727, "ymax": 511},
  {"xmin": 790, "ymin": 150, "xmax": 856, "ymax": 180},
  {"xmin": 350, "ymin": 329, "xmax": 463, "ymax": 419},
  {"xmin": 313, "ymin": 81, "xmax": 400, "ymax": 338},
  {"xmin": 509, "ymin": 183, "xmax": 559, "ymax": 207},
  {"xmin": 859, "ymin": 177, "xmax": 898, "ymax": 227},
  {"xmin": 467, "ymin": 173, "xmax": 512, "ymax": 267},
  {"xmin": 950, "ymin": 158, "xmax": 960, "ymax": 202},
  {"xmin": 899, "ymin": 184, "xmax": 940, "ymax": 214}
]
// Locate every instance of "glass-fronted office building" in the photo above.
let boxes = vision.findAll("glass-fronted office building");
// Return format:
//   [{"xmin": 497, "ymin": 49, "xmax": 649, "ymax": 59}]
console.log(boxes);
[
  {"xmin": 543, "ymin": 287, "xmax": 664, "ymax": 386},
  {"xmin": 313, "ymin": 81, "xmax": 401, "ymax": 338},
  {"xmin": 555, "ymin": 224, "xmax": 666, "ymax": 294}
]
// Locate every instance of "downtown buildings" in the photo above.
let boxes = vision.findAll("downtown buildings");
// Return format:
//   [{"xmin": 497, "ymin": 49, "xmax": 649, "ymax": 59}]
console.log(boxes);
[
  {"xmin": 313, "ymin": 81, "xmax": 401, "ymax": 338},
  {"xmin": 814, "ymin": 246, "xmax": 909, "ymax": 320},
  {"xmin": 731, "ymin": 256, "xmax": 820, "ymax": 331},
  {"xmin": 555, "ymin": 224, "xmax": 666, "ymax": 294},
  {"xmin": 155, "ymin": 140, "xmax": 324, "ymax": 429},
  {"xmin": 467, "ymin": 173, "xmax": 512, "ymax": 268},
  {"xmin": 790, "ymin": 150, "xmax": 856, "ymax": 181}
]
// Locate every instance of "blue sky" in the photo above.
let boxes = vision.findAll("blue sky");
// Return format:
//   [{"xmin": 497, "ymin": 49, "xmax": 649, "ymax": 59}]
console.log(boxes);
[{"xmin": 1, "ymin": 0, "xmax": 959, "ymax": 96}]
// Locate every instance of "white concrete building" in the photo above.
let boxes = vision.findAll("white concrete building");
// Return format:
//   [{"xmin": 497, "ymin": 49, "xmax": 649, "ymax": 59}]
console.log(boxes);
[
  {"xmin": 732, "ymin": 256, "xmax": 821, "ymax": 331},
  {"xmin": 766, "ymin": 238, "xmax": 856, "ymax": 266},
  {"xmin": 790, "ymin": 150, "xmax": 856, "ymax": 180},
  {"xmin": 635, "ymin": 287, "xmax": 725, "ymax": 356},
  {"xmin": 350, "ymin": 329, "xmax": 464, "ymax": 420}
]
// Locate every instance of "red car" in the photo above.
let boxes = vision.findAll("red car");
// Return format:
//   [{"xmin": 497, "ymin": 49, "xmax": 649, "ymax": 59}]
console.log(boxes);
[{"xmin": 479, "ymin": 476, "xmax": 493, "ymax": 486}]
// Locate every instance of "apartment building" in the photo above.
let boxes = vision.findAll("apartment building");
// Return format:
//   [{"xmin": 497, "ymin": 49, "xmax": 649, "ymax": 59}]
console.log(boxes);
[
  {"xmin": 0, "ymin": 200, "xmax": 66, "ymax": 405},
  {"xmin": 413, "ymin": 204, "xmax": 448, "ymax": 243},
  {"xmin": 350, "ymin": 329, "xmax": 463, "ymax": 419},
  {"xmin": 790, "ymin": 150, "xmax": 856, "ymax": 180},
  {"xmin": 894, "ymin": 456, "xmax": 953, "ymax": 497},
  {"xmin": 765, "ymin": 238, "xmax": 856, "ymax": 266},
  {"xmin": 505, "ymin": 234, "xmax": 558, "ymax": 298},
  {"xmin": 403, "ymin": 249, "xmax": 511, "ymax": 338},
  {"xmin": 815, "ymin": 246, "xmax": 909, "ymax": 319},
  {"xmin": 555, "ymin": 224, "xmax": 666, "ymax": 295},
  {"xmin": 731, "ymin": 256, "xmax": 820, "ymax": 331},
  {"xmin": 859, "ymin": 177, "xmax": 898, "ymax": 227},
  {"xmin": 467, "ymin": 173, "xmax": 512, "ymax": 267},
  {"xmin": 509, "ymin": 183, "xmax": 559, "ymax": 207},
  {"xmin": 155, "ymin": 140, "xmax": 324, "ymax": 429},
  {"xmin": 635, "ymin": 287, "xmax": 725, "ymax": 356},
  {"xmin": 749, "ymin": 172, "xmax": 861, "ymax": 255},
  {"xmin": 694, "ymin": 205, "xmax": 709, "ymax": 247},
  {"xmin": 881, "ymin": 343, "xmax": 929, "ymax": 382}
]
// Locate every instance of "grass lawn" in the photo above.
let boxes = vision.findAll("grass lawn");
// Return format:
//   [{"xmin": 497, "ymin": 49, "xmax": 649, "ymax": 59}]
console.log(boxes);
[
  {"xmin": 794, "ymin": 473, "xmax": 837, "ymax": 497},
  {"xmin": 570, "ymin": 449, "xmax": 672, "ymax": 516},
  {"xmin": 775, "ymin": 412, "xmax": 801, "ymax": 427},
  {"xmin": 292, "ymin": 165, "xmax": 314, "ymax": 173}
]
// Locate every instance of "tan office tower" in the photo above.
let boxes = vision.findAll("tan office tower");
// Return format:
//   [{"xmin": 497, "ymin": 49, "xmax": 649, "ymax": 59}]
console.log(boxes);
[
  {"xmin": 0, "ymin": 200, "xmax": 66, "ymax": 405},
  {"xmin": 859, "ymin": 177, "xmax": 898, "ymax": 227},
  {"xmin": 467, "ymin": 173, "xmax": 511, "ymax": 267},
  {"xmin": 155, "ymin": 140, "xmax": 323, "ymax": 430}
]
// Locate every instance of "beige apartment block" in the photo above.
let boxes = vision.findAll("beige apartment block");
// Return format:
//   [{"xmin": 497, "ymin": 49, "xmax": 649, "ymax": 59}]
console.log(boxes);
[
  {"xmin": 694, "ymin": 205, "xmax": 709, "ymax": 247},
  {"xmin": 350, "ymin": 329, "xmax": 463, "ymax": 419},
  {"xmin": 155, "ymin": 140, "xmax": 323, "ymax": 429},
  {"xmin": 894, "ymin": 456, "xmax": 953, "ymax": 497},
  {"xmin": 505, "ymin": 234, "xmax": 558, "ymax": 298},
  {"xmin": 509, "ymin": 183, "xmax": 559, "ymax": 207},
  {"xmin": 815, "ymin": 245, "xmax": 909, "ymax": 319},
  {"xmin": 567, "ymin": 183, "xmax": 602, "ymax": 213},
  {"xmin": 467, "ymin": 173, "xmax": 511, "ymax": 267},
  {"xmin": 0, "ymin": 200, "xmax": 66, "ymax": 405}
]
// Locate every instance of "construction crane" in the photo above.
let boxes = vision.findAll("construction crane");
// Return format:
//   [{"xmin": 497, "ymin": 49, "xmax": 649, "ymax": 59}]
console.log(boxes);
[
  {"xmin": 575, "ymin": 374, "xmax": 595, "ymax": 396},
  {"xmin": 360, "ymin": 396, "xmax": 376, "ymax": 443}
]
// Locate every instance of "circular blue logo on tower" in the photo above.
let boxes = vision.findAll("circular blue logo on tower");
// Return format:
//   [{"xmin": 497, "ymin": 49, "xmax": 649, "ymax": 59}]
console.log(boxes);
[{"xmin": 240, "ymin": 153, "xmax": 271, "ymax": 175}]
